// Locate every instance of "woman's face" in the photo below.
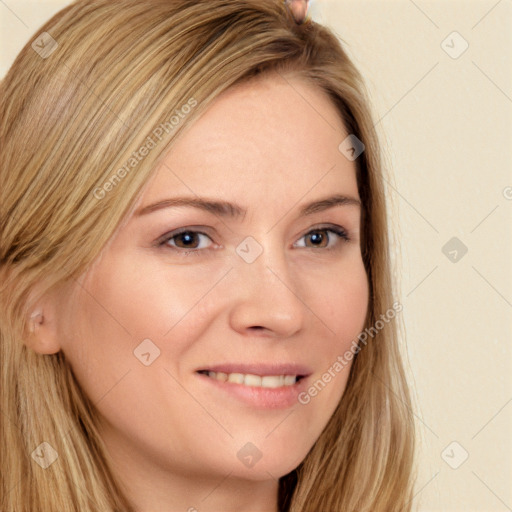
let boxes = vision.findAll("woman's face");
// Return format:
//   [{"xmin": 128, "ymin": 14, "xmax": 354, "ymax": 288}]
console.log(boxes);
[{"xmin": 53, "ymin": 72, "xmax": 369, "ymax": 484}]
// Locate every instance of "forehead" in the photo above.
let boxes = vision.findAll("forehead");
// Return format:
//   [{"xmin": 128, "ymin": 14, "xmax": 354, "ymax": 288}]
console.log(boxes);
[
  {"xmin": 137, "ymin": 71, "xmax": 359, "ymax": 213},
  {"xmin": 177, "ymin": 71, "xmax": 348, "ymax": 160}
]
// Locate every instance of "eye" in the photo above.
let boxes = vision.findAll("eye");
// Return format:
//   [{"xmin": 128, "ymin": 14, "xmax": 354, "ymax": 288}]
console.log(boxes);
[
  {"xmin": 157, "ymin": 224, "xmax": 351, "ymax": 257},
  {"xmin": 294, "ymin": 226, "xmax": 350, "ymax": 250},
  {"xmin": 158, "ymin": 228, "xmax": 215, "ymax": 256}
]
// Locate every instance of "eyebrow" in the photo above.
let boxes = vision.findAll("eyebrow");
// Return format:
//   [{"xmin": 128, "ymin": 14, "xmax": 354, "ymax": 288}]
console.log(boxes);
[{"xmin": 136, "ymin": 193, "xmax": 361, "ymax": 218}]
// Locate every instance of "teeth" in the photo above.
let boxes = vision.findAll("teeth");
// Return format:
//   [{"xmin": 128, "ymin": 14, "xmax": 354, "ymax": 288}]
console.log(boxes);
[
  {"xmin": 216, "ymin": 371, "xmax": 228, "ymax": 382},
  {"xmin": 244, "ymin": 374, "xmax": 262, "ymax": 386},
  {"xmin": 284, "ymin": 375, "xmax": 296, "ymax": 386},
  {"xmin": 208, "ymin": 370, "xmax": 228, "ymax": 382},
  {"xmin": 227, "ymin": 372, "xmax": 244, "ymax": 384},
  {"xmin": 204, "ymin": 371, "xmax": 298, "ymax": 387},
  {"xmin": 261, "ymin": 375, "xmax": 283, "ymax": 388}
]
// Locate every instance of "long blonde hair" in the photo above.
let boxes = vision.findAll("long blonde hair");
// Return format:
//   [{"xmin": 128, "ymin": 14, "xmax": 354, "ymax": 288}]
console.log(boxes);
[{"xmin": 0, "ymin": 1, "xmax": 416, "ymax": 510}]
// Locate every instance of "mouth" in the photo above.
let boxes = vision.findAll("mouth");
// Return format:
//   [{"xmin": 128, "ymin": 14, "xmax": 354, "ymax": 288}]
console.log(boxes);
[
  {"xmin": 194, "ymin": 362, "xmax": 312, "ymax": 409},
  {"xmin": 196, "ymin": 370, "xmax": 306, "ymax": 388}
]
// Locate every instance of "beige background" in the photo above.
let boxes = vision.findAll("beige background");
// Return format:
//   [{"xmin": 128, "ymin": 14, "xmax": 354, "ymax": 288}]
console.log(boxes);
[{"xmin": 1, "ymin": 1, "xmax": 511, "ymax": 510}]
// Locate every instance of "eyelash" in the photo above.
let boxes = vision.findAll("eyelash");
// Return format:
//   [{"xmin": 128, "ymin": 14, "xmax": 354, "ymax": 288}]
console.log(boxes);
[{"xmin": 156, "ymin": 225, "xmax": 351, "ymax": 257}]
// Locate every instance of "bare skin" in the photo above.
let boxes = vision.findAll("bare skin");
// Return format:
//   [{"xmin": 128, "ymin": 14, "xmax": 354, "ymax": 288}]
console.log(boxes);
[
  {"xmin": 287, "ymin": 0, "xmax": 310, "ymax": 24},
  {"xmin": 29, "ymin": 71, "xmax": 369, "ymax": 512}
]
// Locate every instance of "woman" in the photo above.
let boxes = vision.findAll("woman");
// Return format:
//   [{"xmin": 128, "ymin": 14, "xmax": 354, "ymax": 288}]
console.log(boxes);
[{"xmin": 0, "ymin": 1, "xmax": 416, "ymax": 510}]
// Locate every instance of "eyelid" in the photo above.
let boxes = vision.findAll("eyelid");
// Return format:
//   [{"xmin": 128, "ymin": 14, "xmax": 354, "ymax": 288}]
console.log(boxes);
[
  {"xmin": 154, "ymin": 226, "xmax": 214, "ymax": 247},
  {"xmin": 156, "ymin": 223, "xmax": 352, "ymax": 255},
  {"xmin": 294, "ymin": 224, "xmax": 351, "ymax": 247}
]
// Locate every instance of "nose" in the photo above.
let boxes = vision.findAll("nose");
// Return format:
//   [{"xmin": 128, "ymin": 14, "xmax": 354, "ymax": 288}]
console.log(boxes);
[{"xmin": 228, "ymin": 242, "xmax": 306, "ymax": 339}]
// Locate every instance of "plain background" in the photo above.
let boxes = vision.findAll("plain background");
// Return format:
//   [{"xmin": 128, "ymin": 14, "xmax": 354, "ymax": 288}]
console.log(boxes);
[{"xmin": 1, "ymin": 1, "xmax": 511, "ymax": 510}]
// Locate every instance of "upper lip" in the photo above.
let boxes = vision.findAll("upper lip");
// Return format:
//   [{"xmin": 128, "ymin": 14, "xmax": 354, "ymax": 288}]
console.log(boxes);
[{"xmin": 196, "ymin": 362, "xmax": 312, "ymax": 377}]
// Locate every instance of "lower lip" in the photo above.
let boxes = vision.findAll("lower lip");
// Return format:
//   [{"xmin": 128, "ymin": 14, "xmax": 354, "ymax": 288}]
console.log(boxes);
[{"xmin": 196, "ymin": 372, "xmax": 309, "ymax": 409}]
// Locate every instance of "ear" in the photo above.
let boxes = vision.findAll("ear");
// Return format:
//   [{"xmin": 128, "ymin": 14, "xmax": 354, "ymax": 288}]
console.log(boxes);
[{"xmin": 24, "ymin": 284, "xmax": 63, "ymax": 355}]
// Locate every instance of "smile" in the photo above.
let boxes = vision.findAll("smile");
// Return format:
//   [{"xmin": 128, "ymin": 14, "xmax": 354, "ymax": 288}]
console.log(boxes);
[{"xmin": 197, "ymin": 370, "xmax": 304, "ymax": 388}]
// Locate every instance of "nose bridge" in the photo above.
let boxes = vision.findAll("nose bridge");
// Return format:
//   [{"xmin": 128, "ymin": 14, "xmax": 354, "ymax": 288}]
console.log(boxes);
[
  {"xmin": 228, "ymin": 231, "xmax": 305, "ymax": 336},
  {"xmin": 236, "ymin": 230, "xmax": 293, "ymax": 289}
]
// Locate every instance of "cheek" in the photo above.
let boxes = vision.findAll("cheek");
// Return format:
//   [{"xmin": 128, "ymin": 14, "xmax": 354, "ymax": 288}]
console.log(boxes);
[
  {"xmin": 307, "ymin": 256, "xmax": 369, "ymax": 354},
  {"xmin": 58, "ymin": 255, "xmax": 219, "ymax": 399},
  {"xmin": 295, "ymin": 256, "xmax": 368, "ymax": 402},
  {"xmin": 103, "ymin": 255, "xmax": 220, "ymax": 338},
  {"xmin": 53, "ymin": 245, "xmax": 370, "ymax": 478},
  {"xmin": 335, "ymin": 263, "xmax": 369, "ymax": 345},
  {"xmin": 74, "ymin": 255, "xmax": 211, "ymax": 344}
]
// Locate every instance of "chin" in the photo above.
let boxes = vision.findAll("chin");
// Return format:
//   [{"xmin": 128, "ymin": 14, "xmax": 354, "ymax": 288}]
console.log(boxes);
[{"xmin": 224, "ymin": 440, "xmax": 310, "ymax": 481}]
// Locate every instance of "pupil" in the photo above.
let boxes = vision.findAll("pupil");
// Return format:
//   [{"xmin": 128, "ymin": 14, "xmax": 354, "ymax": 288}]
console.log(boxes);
[
  {"xmin": 310, "ymin": 231, "xmax": 324, "ymax": 246},
  {"xmin": 180, "ymin": 232, "xmax": 195, "ymax": 246}
]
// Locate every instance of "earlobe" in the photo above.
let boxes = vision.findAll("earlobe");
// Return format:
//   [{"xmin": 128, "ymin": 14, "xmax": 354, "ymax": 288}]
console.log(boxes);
[
  {"xmin": 24, "ymin": 290, "xmax": 63, "ymax": 355},
  {"xmin": 28, "ymin": 311, "xmax": 44, "ymax": 333}
]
